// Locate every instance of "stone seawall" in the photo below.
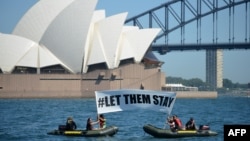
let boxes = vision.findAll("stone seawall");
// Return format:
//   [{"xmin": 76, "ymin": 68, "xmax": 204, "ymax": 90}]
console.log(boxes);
[
  {"xmin": 0, "ymin": 91, "xmax": 94, "ymax": 99},
  {"xmin": 176, "ymin": 91, "xmax": 218, "ymax": 98},
  {"xmin": 0, "ymin": 91, "xmax": 217, "ymax": 99}
]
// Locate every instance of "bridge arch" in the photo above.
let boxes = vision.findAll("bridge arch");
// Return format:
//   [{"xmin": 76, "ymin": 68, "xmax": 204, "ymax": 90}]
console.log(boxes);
[
  {"xmin": 125, "ymin": 0, "xmax": 250, "ymax": 89},
  {"xmin": 125, "ymin": 0, "xmax": 250, "ymax": 52}
]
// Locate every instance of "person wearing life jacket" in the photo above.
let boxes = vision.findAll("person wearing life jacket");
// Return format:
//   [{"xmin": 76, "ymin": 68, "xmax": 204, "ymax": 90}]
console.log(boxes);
[
  {"xmin": 173, "ymin": 115, "xmax": 183, "ymax": 130},
  {"xmin": 166, "ymin": 116, "xmax": 175, "ymax": 131},
  {"xmin": 99, "ymin": 114, "xmax": 106, "ymax": 129},
  {"xmin": 65, "ymin": 117, "xmax": 77, "ymax": 130}
]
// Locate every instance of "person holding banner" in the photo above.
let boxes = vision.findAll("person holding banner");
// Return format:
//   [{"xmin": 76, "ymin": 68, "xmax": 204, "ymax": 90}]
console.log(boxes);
[
  {"xmin": 173, "ymin": 115, "xmax": 184, "ymax": 130},
  {"xmin": 86, "ymin": 117, "xmax": 99, "ymax": 130},
  {"xmin": 166, "ymin": 116, "xmax": 175, "ymax": 131},
  {"xmin": 98, "ymin": 114, "xmax": 106, "ymax": 129}
]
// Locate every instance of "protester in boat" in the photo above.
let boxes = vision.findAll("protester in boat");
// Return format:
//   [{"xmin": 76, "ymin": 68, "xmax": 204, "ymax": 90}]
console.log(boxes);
[
  {"xmin": 185, "ymin": 117, "xmax": 197, "ymax": 130},
  {"xmin": 166, "ymin": 116, "xmax": 175, "ymax": 131},
  {"xmin": 65, "ymin": 116, "xmax": 77, "ymax": 130},
  {"xmin": 86, "ymin": 117, "xmax": 99, "ymax": 130},
  {"xmin": 173, "ymin": 115, "xmax": 183, "ymax": 130},
  {"xmin": 99, "ymin": 114, "xmax": 107, "ymax": 129}
]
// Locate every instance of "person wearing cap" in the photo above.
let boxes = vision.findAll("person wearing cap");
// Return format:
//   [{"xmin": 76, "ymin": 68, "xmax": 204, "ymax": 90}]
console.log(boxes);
[
  {"xmin": 185, "ymin": 117, "xmax": 196, "ymax": 130},
  {"xmin": 98, "ymin": 114, "xmax": 106, "ymax": 129},
  {"xmin": 65, "ymin": 117, "xmax": 77, "ymax": 130}
]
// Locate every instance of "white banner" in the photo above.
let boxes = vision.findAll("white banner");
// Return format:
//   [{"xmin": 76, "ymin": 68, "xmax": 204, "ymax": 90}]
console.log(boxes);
[{"xmin": 95, "ymin": 89, "xmax": 176, "ymax": 115}]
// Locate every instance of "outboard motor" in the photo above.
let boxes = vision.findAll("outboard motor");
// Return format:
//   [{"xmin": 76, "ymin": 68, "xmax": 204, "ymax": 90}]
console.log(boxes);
[
  {"xmin": 58, "ymin": 125, "xmax": 66, "ymax": 131},
  {"xmin": 199, "ymin": 125, "xmax": 210, "ymax": 130}
]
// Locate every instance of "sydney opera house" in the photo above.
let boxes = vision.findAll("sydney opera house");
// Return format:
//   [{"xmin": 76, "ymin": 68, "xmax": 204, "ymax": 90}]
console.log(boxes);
[{"xmin": 0, "ymin": 0, "xmax": 166, "ymax": 98}]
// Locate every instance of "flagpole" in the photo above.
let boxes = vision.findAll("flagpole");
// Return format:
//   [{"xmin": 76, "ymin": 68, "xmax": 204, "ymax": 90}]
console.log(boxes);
[{"xmin": 163, "ymin": 113, "xmax": 169, "ymax": 129}]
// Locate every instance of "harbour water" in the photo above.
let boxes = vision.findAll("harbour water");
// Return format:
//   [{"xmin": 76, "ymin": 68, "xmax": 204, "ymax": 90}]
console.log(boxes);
[{"xmin": 0, "ymin": 93, "xmax": 249, "ymax": 141}]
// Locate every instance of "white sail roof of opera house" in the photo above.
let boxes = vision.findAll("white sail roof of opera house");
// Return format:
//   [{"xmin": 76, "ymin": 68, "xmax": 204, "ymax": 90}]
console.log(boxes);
[
  {"xmin": 0, "ymin": 33, "xmax": 72, "ymax": 73},
  {"xmin": 13, "ymin": 0, "xmax": 76, "ymax": 43},
  {"xmin": 0, "ymin": 0, "xmax": 161, "ymax": 74}
]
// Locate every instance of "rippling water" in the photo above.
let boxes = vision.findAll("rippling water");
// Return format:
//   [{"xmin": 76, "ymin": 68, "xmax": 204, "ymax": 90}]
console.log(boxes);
[{"xmin": 0, "ymin": 94, "xmax": 250, "ymax": 141}]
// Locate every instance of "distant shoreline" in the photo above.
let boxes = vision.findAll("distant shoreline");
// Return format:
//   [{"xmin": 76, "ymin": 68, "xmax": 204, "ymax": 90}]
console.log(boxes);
[{"xmin": 218, "ymin": 91, "xmax": 250, "ymax": 97}]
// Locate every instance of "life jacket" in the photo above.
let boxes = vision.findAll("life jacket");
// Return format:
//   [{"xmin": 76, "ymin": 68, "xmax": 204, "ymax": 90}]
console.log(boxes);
[
  {"xmin": 66, "ymin": 120, "xmax": 76, "ymax": 130},
  {"xmin": 175, "ymin": 118, "xmax": 182, "ymax": 127},
  {"xmin": 169, "ymin": 121, "xmax": 175, "ymax": 128},
  {"xmin": 99, "ymin": 118, "xmax": 106, "ymax": 128}
]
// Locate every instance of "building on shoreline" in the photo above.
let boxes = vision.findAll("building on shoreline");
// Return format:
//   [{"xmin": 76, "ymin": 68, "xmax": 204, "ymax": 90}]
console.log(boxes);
[
  {"xmin": 162, "ymin": 83, "xmax": 217, "ymax": 98},
  {"xmin": 206, "ymin": 50, "xmax": 223, "ymax": 90},
  {"xmin": 0, "ymin": 63, "xmax": 166, "ymax": 98},
  {"xmin": 162, "ymin": 83, "xmax": 198, "ymax": 91}
]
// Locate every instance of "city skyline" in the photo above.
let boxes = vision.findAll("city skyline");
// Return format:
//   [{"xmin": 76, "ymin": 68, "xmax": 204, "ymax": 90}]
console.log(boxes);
[{"xmin": 1, "ymin": 0, "xmax": 250, "ymax": 84}]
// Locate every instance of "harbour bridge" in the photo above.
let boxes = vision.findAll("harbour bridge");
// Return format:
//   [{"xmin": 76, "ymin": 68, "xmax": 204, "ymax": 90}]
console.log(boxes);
[{"xmin": 125, "ymin": 0, "xmax": 250, "ymax": 89}]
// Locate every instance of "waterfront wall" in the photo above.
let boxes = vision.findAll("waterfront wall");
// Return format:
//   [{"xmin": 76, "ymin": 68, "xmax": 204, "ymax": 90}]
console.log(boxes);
[
  {"xmin": 0, "ymin": 62, "xmax": 217, "ymax": 99},
  {"xmin": 0, "ymin": 91, "xmax": 218, "ymax": 99},
  {"xmin": 0, "ymin": 63, "xmax": 166, "ymax": 98}
]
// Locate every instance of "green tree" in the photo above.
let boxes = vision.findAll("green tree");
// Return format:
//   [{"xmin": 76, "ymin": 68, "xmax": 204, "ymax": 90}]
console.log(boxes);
[
  {"xmin": 184, "ymin": 78, "xmax": 204, "ymax": 87},
  {"xmin": 223, "ymin": 78, "xmax": 233, "ymax": 88},
  {"xmin": 166, "ymin": 76, "xmax": 248, "ymax": 90},
  {"xmin": 166, "ymin": 76, "xmax": 184, "ymax": 84}
]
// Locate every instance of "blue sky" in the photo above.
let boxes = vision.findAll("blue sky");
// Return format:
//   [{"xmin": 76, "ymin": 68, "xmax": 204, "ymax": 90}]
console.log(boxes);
[{"xmin": 1, "ymin": 0, "xmax": 249, "ymax": 84}]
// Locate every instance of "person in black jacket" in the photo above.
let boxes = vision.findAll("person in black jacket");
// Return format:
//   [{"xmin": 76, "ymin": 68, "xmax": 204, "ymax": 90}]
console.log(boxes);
[
  {"xmin": 185, "ymin": 117, "xmax": 196, "ymax": 130},
  {"xmin": 65, "ymin": 117, "xmax": 77, "ymax": 130}
]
